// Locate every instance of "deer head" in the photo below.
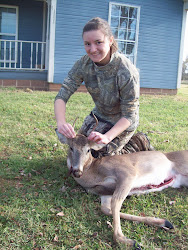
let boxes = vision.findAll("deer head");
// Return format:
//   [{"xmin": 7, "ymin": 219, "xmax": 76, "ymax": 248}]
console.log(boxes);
[{"xmin": 56, "ymin": 130, "xmax": 105, "ymax": 178}]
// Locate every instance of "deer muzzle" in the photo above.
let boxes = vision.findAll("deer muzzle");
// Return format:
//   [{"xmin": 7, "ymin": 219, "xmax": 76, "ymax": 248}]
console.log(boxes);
[{"xmin": 73, "ymin": 169, "xmax": 83, "ymax": 178}]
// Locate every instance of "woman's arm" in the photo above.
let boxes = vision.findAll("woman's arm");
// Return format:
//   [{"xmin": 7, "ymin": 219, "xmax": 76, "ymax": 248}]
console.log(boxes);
[
  {"xmin": 54, "ymin": 99, "xmax": 76, "ymax": 138},
  {"xmin": 54, "ymin": 57, "xmax": 85, "ymax": 138},
  {"xmin": 88, "ymin": 117, "xmax": 130, "ymax": 144}
]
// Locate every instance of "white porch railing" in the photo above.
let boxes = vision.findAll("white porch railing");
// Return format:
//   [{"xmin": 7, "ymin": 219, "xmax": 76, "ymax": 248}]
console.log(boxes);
[{"xmin": 0, "ymin": 40, "xmax": 47, "ymax": 70}]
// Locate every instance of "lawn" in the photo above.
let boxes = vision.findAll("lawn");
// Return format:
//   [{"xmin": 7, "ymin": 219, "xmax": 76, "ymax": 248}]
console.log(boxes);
[{"xmin": 0, "ymin": 85, "xmax": 187, "ymax": 249}]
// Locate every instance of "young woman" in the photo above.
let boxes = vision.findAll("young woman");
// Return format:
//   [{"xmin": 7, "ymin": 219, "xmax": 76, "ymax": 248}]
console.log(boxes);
[{"xmin": 54, "ymin": 17, "xmax": 150, "ymax": 157}]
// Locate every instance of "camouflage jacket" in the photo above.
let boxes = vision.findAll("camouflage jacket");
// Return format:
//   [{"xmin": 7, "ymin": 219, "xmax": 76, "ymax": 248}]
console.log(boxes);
[{"xmin": 55, "ymin": 51, "xmax": 140, "ymax": 132}]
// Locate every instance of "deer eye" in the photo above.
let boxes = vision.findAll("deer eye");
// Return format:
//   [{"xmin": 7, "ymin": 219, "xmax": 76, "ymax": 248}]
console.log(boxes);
[
  {"xmin": 70, "ymin": 147, "xmax": 73, "ymax": 151},
  {"xmin": 87, "ymin": 149, "xmax": 90, "ymax": 153}
]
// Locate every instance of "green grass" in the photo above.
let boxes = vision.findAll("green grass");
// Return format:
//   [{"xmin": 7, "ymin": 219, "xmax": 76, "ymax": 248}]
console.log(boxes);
[{"xmin": 0, "ymin": 85, "xmax": 187, "ymax": 249}]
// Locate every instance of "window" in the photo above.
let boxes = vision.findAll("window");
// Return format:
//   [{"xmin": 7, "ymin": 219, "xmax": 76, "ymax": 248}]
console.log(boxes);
[
  {"xmin": 109, "ymin": 2, "xmax": 140, "ymax": 64},
  {"xmin": 0, "ymin": 5, "xmax": 17, "ymax": 40},
  {"xmin": 0, "ymin": 5, "xmax": 18, "ymax": 64}
]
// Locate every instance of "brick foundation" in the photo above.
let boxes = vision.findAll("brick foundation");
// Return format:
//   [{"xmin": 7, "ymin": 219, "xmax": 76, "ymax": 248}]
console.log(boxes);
[
  {"xmin": 49, "ymin": 83, "xmax": 177, "ymax": 95},
  {"xmin": 0, "ymin": 80, "xmax": 177, "ymax": 95},
  {"xmin": 48, "ymin": 83, "xmax": 87, "ymax": 92},
  {"xmin": 0, "ymin": 79, "xmax": 49, "ymax": 91},
  {"xmin": 140, "ymin": 87, "xmax": 177, "ymax": 95}
]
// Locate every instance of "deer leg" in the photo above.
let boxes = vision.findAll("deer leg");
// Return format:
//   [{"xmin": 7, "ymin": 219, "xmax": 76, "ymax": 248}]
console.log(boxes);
[
  {"xmin": 101, "ymin": 194, "xmax": 140, "ymax": 249},
  {"xmin": 120, "ymin": 213, "xmax": 173, "ymax": 230},
  {"xmin": 100, "ymin": 188, "xmax": 173, "ymax": 249},
  {"xmin": 101, "ymin": 195, "xmax": 112, "ymax": 216},
  {"xmin": 101, "ymin": 195, "xmax": 173, "ymax": 230},
  {"xmin": 111, "ymin": 183, "xmax": 141, "ymax": 249}
]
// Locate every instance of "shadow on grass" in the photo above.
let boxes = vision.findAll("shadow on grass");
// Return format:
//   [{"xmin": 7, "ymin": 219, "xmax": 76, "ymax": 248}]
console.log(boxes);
[
  {"xmin": 1, "ymin": 155, "xmax": 76, "ymax": 204},
  {"xmin": 0, "ymin": 155, "xmax": 116, "ymax": 249}
]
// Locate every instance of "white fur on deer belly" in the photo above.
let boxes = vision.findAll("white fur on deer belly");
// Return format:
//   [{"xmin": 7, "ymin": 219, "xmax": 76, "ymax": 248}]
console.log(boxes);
[
  {"xmin": 129, "ymin": 160, "xmax": 174, "ymax": 195},
  {"xmin": 171, "ymin": 174, "xmax": 185, "ymax": 188}
]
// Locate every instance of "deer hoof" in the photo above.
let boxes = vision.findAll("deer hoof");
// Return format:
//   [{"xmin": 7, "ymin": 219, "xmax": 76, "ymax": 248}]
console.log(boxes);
[
  {"xmin": 164, "ymin": 220, "xmax": 174, "ymax": 230},
  {"xmin": 133, "ymin": 241, "xmax": 141, "ymax": 250},
  {"xmin": 114, "ymin": 235, "xmax": 141, "ymax": 249}
]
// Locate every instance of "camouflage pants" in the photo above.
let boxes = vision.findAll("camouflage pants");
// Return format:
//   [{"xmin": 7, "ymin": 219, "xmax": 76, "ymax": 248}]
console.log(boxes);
[{"xmin": 78, "ymin": 113, "xmax": 136, "ymax": 157}]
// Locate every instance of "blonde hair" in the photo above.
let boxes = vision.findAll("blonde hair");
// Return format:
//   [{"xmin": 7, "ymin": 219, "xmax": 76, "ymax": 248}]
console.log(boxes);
[{"xmin": 82, "ymin": 17, "xmax": 118, "ymax": 53}]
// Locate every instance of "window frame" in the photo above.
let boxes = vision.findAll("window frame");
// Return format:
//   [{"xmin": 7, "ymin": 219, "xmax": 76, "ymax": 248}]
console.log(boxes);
[
  {"xmin": 108, "ymin": 2, "xmax": 140, "ymax": 65},
  {"xmin": 0, "ymin": 4, "xmax": 19, "ymax": 64}
]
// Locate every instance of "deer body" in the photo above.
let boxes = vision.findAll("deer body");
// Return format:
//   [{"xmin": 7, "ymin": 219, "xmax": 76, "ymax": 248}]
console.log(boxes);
[
  {"xmin": 69, "ymin": 148, "xmax": 187, "ymax": 196},
  {"xmin": 56, "ymin": 131, "xmax": 188, "ymax": 249}
]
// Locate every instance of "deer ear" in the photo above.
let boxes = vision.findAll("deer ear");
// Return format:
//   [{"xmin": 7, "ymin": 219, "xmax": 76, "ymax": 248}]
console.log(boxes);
[
  {"xmin": 89, "ymin": 141, "xmax": 106, "ymax": 151},
  {"xmin": 55, "ymin": 129, "xmax": 68, "ymax": 144}
]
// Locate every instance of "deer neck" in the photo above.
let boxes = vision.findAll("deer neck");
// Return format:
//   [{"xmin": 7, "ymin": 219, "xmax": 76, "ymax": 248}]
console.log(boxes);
[{"xmin": 83, "ymin": 153, "xmax": 95, "ymax": 172}]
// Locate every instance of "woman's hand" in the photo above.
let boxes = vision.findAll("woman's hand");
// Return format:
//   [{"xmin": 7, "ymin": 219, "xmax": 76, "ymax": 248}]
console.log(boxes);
[
  {"xmin": 55, "ymin": 99, "xmax": 76, "ymax": 138},
  {"xmin": 88, "ymin": 131, "xmax": 111, "ymax": 144},
  {"xmin": 57, "ymin": 123, "xmax": 76, "ymax": 138},
  {"xmin": 88, "ymin": 117, "xmax": 131, "ymax": 144}
]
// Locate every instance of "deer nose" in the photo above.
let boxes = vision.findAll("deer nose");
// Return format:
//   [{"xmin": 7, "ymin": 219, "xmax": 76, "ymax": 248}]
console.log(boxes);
[{"xmin": 73, "ymin": 169, "xmax": 83, "ymax": 178}]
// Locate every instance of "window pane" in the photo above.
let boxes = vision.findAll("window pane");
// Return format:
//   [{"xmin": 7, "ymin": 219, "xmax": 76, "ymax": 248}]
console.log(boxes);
[
  {"xmin": 118, "ymin": 29, "xmax": 127, "ymax": 40},
  {"xmin": 0, "ymin": 7, "xmax": 16, "ymax": 34},
  {"xmin": 111, "ymin": 16, "xmax": 119, "ymax": 29},
  {"xmin": 120, "ymin": 18, "xmax": 128, "ymax": 29},
  {"xmin": 8, "ymin": 8, "xmax": 16, "ymax": 14},
  {"xmin": 121, "ymin": 6, "xmax": 129, "ymax": 18},
  {"xmin": 0, "ymin": 7, "xmax": 6, "ymax": 15},
  {"xmin": 129, "ymin": 8, "xmax": 137, "ymax": 19},
  {"xmin": 128, "ymin": 30, "xmax": 135, "ymax": 41},
  {"xmin": 126, "ymin": 43, "xmax": 135, "ymax": 55},
  {"xmin": 118, "ymin": 41, "xmax": 126, "ymax": 54},
  {"xmin": 111, "ymin": 4, "xmax": 120, "ymax": 16},
  {"xmin": 129, "ymin": 19, "xmax": 137, "ymax": 30}
]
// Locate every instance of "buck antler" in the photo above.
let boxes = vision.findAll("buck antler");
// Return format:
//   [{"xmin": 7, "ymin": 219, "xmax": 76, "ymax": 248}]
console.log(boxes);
[
  {"xmin": 72, "ymin": 113, "xmax": 98, "ymax": 136},
  {"xmin": 72, "ymin": 116, "xmax": 78, "ymax": 130},
  {"xmin": 91, "ymin": 112, "xmax": 98, "ymax": 133}
]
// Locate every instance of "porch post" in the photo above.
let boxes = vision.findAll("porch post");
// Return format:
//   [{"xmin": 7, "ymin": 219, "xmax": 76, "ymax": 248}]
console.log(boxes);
[{"xmin": 47, "ymin": 0, "xmax": 57, "ymax": 83}]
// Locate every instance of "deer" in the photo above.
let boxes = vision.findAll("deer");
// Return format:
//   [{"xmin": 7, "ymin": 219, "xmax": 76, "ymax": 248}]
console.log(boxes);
[{"xmin": 55, "ymin": 118, "xmax": 188, "ymax": 249}]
